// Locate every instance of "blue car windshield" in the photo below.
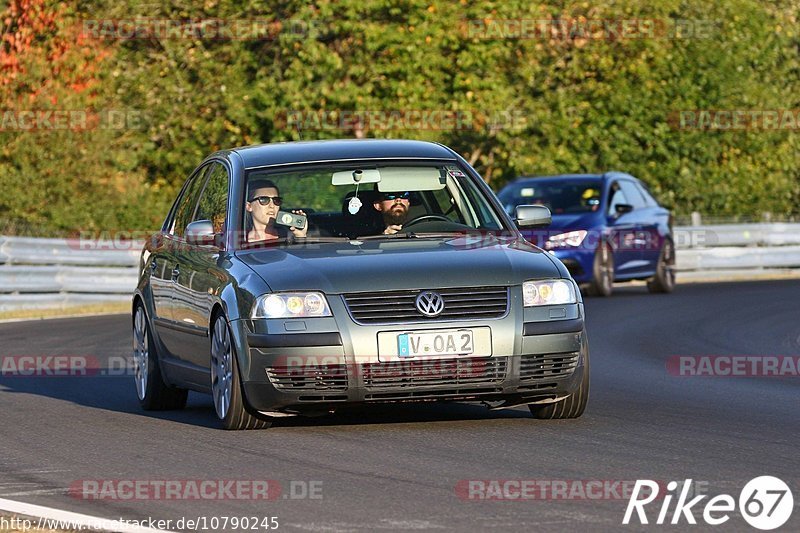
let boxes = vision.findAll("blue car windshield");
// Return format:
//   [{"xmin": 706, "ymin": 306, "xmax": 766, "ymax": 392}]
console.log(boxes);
[{"xmin": 499, "ymin": 181, "xmax": 603, "ymax": 215}]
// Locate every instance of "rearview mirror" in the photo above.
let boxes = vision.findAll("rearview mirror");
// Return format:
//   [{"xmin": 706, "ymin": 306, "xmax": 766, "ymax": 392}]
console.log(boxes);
[
  {"xmin": 332, "ymin": 168, "xmax": 381, "ymax": 185},
  {"xmin": 185, "ymin": 220, "xmax": 217, "ymax": 246},
  {"xmin": 515, "ymin": 205, "xmax": 552, "ymax": 228}
]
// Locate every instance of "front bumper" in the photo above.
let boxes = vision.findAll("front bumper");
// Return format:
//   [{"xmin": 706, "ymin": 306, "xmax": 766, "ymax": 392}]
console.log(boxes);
[
  {"xmin": 240, "ymin": 324, "xmax": 587, "ymax": 414},
  {"xmin": 550, "ymin": 249, "xmax": 595, "ymax": 283}
]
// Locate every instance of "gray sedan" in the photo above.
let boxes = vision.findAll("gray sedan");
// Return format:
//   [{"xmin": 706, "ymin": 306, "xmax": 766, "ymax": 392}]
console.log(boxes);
[{"xmin": 133, "ymin": 139, "xmax": 589, "ymax": 429}]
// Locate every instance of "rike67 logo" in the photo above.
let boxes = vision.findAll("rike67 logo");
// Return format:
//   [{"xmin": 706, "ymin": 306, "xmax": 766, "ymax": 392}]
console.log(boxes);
[{"xmin": 623, "ymin": 477, "xmax": 793, "ymax": 530}]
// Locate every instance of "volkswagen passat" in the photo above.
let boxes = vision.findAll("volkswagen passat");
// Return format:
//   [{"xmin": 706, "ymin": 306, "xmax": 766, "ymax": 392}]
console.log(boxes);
[{"xmin": 132, "ymin": 140, "xmax": 589, "ymax": 429}]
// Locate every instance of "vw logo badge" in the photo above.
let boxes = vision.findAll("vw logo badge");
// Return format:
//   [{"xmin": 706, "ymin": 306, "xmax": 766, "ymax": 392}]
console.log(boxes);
[{"xmin": 415, "ymin": 291, "xmax": 445, "ymax": 317}]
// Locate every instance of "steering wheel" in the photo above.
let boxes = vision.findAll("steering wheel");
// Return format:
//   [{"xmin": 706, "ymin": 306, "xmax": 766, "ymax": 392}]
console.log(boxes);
[{"xmin": 402, "ymin": 214, "xmax": 452, "ymax": 228}]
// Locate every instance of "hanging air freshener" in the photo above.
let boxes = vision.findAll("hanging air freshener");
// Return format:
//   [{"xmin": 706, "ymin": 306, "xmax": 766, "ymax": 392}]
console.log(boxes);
[
  {"xmin": 348, "ymin": 175, "xmax": 362, "ymax": 214},
  {"xmin": 348, "ymin": 195, "xmax": 362, "ymax": 214}
]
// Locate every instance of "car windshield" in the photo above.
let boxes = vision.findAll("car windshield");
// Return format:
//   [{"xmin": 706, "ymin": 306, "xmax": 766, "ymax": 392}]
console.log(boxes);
[
  {"xmin": 498, "ymin": 180, "xmax": 603, "ymax": 215},
  {"xmin": 242, "ymin": 163, "xmax": 505, "ymax": 245}
]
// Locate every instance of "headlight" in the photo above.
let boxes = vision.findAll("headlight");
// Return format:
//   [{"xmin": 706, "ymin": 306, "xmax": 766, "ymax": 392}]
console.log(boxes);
[
  {"xmin": 252, "ymin": 292, "xmax": 332, "ymax": 319},
  {"xmin": 523, "ymin": 280, "xmax": 577, "ymax": 306},
  {"xmin": 545, "ymin": 230, "xmax": 588, "ymax": 250}
]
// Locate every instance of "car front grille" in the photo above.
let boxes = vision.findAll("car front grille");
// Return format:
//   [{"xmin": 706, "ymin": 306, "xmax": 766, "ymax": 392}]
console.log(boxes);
[
  {"xmin": 519, "ymin": 352, "xmax": 580, "ymax": 383},
  {"xmin": 266, "ymin": 364, "xmax": 348, "ymax": 392},
  {"xmin": 343, "ymin": 286, "xmax": 509, "ymax": 325},
  {"xmin": 361, "ymin": 356, "xmax": 507, "ymax": 390}
]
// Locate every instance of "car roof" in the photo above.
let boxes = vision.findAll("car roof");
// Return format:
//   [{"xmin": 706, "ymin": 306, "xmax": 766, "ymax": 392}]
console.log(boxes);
[
  {"xmin": 224, "ymin": 139, "xmax": 459, "ymax": 170},
  {"xmin": 507, "ymin": 172, "xmax": 640, "ymax": 186}
]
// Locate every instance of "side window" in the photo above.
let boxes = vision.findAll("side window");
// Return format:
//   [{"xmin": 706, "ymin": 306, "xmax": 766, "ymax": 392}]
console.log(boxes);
[
  {"xmin": 172, "ymin": 165, "xmax": 210, "ymax": 237},
  {"xmin": 619, "ymin": 180, "xmax": 646, "ymax": 209},
  {"xmin": 607, "ymin": 182, "xmax": 628, "ymax": 216},
  {"xmin": 637, "ymin": 182, "xmax": 659, "ymax": 207},
  {"xmin": 194, "ymin": 162, "xmax": 229, "ymax": 234}
]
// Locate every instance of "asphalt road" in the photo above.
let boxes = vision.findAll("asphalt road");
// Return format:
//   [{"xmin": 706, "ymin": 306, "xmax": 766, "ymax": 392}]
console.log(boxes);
[{"xmin": 1, "ymin": 280, "xmax": 798, "ymax": 532}]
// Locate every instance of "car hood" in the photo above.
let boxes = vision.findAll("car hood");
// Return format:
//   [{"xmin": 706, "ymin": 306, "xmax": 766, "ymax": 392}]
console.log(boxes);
[
  {"xmin": 547, "ymin": 213, "xmax": 601, "ymax": 231},
  {"xmin": 236, "ymin": 236, "xmax": 561, "ymax": 293}
]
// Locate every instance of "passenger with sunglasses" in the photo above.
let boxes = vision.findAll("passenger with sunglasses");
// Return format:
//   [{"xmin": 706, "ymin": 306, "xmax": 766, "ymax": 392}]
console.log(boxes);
[
  {"xmin": 373, "ymin": 191, "xmax": 411, "ymax": 235},
  {"xmin": 245, "ymin": 179, "xmax": 307, "ymax": 241}
]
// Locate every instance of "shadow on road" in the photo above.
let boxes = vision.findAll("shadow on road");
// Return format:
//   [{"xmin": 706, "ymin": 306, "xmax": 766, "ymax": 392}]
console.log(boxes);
[{"xmin": 0, "ymin": 373, "xmax": 536, "ymax": 431}]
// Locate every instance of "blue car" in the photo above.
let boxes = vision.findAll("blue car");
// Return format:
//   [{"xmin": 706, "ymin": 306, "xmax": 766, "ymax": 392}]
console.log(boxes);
[{"xmin": 497, "ymin": 173, "xmax": 675, "ymax": 296}]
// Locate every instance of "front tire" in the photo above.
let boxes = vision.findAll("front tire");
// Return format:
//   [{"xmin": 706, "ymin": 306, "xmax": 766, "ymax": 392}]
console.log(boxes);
[
  {"xmin": 132, "ymin": 303, "xmax": 188, "ymax": 410},
  {"xmin": 587, "ymin": 242, "xmax": 614, "ymax": 297},
  {"xmin": 210, "ymin": 314, "xmax": 272, "ymax": 430},
  {"xmin": 529, "ymin": 334, "xmax": 590, "ymax": 419},
  {"xmin": 647, "ymin": 239, "xmax": 676, "ymax": 293}
]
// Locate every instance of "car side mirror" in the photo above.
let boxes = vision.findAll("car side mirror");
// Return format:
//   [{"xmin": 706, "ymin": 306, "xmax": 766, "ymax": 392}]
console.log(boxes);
[
  {"xmin": 515, "ymin": 205, "xmax": 552, "ymax": 228},
  {"xmin": 614, "ymin": 203, "xmax": 634, "ymax": 215},
  {"xmin": 185, "ymin": 220, "xmax": 217, "ymax": 246}
]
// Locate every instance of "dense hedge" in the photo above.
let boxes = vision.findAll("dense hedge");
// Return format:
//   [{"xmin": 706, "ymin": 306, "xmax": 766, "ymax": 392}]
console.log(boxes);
[{"xmin": 1, "ymin": 0, "xmax": 798, "ymax": 234}]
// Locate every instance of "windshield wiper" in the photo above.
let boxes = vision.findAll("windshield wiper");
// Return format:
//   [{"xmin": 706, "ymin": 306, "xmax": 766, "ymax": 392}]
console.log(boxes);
[
  {"xmin": 239, "ymin": 238, "xmax": 290, "ymax": 250},
  {"xmin": 354, "ymin": 232, "xmax": 420, "ymax": 241},
  {"xmin": 294, "ymin": 236, "xmax": 351, "ymax": 243},
  {"xmin": 240, "ymin": 236, "xmax": 352, "ymax": 249}
]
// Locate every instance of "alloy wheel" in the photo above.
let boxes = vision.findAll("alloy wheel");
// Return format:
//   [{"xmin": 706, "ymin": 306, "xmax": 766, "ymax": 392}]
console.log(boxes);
[
  {"xmin": 211, "ymin": 317, "xmax": 233, "ymax": 420},
  {"xmin": 132, "ymin": 306, "xmax": 149, "ymax": 401}
]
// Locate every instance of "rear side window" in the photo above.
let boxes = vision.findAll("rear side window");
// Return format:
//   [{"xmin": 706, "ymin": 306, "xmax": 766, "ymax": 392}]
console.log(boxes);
[
  {"xmin": 194, "ymin": 162, "xmax": 229, "ymax": 233},
  {"xmin": 636, "ymin": 182, "xmax": 659, "ymax": 207},
  {"xmin": 171, "ymin": 165, "xmax": 210, "ymax": 237}
]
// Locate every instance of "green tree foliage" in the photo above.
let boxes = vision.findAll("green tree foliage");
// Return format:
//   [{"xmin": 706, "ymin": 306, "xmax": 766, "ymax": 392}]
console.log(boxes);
[{"xmin": 0, "ymin": 0, "xmax": 797, "ymax": 234}]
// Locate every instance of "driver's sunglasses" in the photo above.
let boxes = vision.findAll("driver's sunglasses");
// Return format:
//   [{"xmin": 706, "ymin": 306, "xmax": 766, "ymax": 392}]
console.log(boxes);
[
  {"xmin": 249, "ymin": 195, "xmax": 283, "ymax": 206},
  {"xmin": 382, "ymin": 191, "xmax": 411, "ymax": 201}
]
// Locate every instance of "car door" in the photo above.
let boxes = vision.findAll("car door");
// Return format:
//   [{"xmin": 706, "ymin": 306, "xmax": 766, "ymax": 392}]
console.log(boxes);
[
  {"xmin": 617, "ymin": 179, "xmax": 651, "ymax": 275},
  {"xmin": 633, "ymin": 180, "xmax": 668, "ymax": 272},
  {"xmin": 170, "ymin": 161, "xmax": 230, "ymax": 374},
  {"xmin": 155, "ymin": 164, "xmax": 211, "ymax": 361},
  {"xmin": 605, "ymin": 180, "xmax": 641, "ymax": 278}
]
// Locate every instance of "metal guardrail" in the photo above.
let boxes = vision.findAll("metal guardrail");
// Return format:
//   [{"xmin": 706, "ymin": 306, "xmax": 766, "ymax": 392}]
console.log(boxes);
[
  {"xmin": 673, "ymin": 223, "xmax": 800, "ymax": 272},
  {"xmin": 0, "ymin": 236, "xmax": 140, "ymax": 266},
  {"xmin": 0, "ymin": 236, "xmax": 141, "ymax": 311},
  {"xmin": 1, "ymin": 224, "xmax": 798, "ymax": 311},
  {"xmin": 674, "ymin": 223, "xmax": 800, "ymax": 248}
]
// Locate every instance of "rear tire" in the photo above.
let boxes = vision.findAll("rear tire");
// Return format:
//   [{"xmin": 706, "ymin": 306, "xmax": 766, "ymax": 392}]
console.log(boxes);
[
  {"xmin": 587, "ymin": 242, "xmax": 614, "ymax": 297},
  {"xmin": 210, "ymin": 314, "xmax": 272, "ymax": 430},
  {"xmin": 529, "ymin": 334, "xmax": 589, "ymax": 419},
  {"xmin": 133, "ymin": 303, "xmax": 188, "ymax": 411},
  {"xmin": 647, "ymin": 239, "xmax": 676, "ymax": 294}
]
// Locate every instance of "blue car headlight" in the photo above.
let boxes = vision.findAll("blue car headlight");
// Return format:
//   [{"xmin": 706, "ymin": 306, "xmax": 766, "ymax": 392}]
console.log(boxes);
[
  {"xmin": 523, "ymin": 280, "xmax": 577, "ymax": 306},
  {"xmin": 252, "ymin": 292, "xmax": 332, "ymax": 319},
  {"xmin": 545, "ymin": 230, "xmax": 588, "ymax": 250}
]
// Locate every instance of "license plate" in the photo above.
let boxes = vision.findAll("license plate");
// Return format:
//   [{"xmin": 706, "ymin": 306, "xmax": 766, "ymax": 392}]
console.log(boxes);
[{"xmin": 397, "ymin": 330, "xmax": 474, "ymax": 357}]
